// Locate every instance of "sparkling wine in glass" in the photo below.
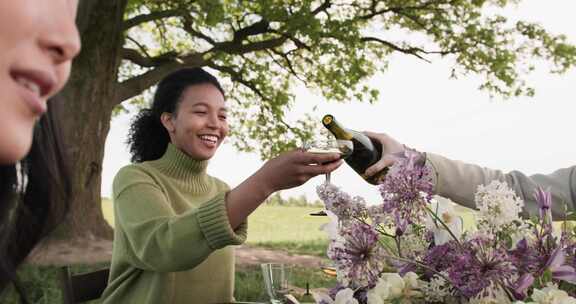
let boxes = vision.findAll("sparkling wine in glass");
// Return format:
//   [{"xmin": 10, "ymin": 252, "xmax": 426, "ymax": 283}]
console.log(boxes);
[{"xmin": 304, "ymin": 137, "xmax": 353, "ymax": 183}]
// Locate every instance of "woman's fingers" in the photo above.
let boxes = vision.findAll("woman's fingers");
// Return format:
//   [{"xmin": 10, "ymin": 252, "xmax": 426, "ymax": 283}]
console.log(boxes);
[
  {"xmin": 298, "ymin": 150, "xmax": 342, "ymax": 165},
  {"xmin": 304, "ymin": 159, "xmax": 343, "ymax": 176}
]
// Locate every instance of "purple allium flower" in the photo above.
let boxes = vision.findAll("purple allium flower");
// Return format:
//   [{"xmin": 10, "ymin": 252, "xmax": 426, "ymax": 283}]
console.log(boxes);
[
  {"xmin": 446, "ymin": 238, "xmax": 516, "ymax": 299},
  {"xmin": 328, "ymin": 222, "xmax": 386, "ymax": 289},
  {"xmin": 379, "ymin": 149, "xmax": 433, "ymax": 231},
  {"xmin": 421, "ymin": 241, "xmax": 465, "ymax": 278}
]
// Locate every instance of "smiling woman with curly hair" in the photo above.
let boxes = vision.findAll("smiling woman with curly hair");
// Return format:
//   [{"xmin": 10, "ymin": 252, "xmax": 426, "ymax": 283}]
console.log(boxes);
[{"xmin": 101, "ymin": 67, "xmax": 343, "ymax": 304}]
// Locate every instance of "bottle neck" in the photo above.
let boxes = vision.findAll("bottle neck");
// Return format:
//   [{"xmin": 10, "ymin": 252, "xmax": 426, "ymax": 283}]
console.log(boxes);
[{"xmin": 323, "ymin": 116, "xmax": 353, "ymax": 140}]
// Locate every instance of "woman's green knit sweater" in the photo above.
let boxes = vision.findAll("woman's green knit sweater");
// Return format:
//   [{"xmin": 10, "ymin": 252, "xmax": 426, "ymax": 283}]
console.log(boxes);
[{"xmin": 101, "ymin": 144, "xmax": 247, "ymax": 303}]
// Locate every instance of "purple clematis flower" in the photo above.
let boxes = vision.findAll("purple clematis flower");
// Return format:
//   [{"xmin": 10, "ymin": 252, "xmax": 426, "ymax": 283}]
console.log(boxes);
[
  {"xmin": 534, "ymin": 187, "xmax": 553, "ymax": 228},
  {"xmin": 511, "ymin": 273, "xmax": 534, "ymax": 300},
  {"xmin": 545, "ymin": 247, "xmax": 576, "ymax": 284},
  {"xmin": 509, "ymin": 238, "xmax": 544, "ymax": 274}
]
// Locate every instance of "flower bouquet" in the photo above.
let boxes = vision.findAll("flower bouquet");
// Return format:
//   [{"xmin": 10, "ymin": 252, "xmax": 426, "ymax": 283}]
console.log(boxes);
[{"xmin": 314, "ymin": 150, "xmax": 576, "ymax": 304}]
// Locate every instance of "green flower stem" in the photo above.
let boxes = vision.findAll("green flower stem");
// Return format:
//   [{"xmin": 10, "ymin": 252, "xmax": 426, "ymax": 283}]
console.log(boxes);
[{"xmin": 424, "ymin": 206, "xmax": 461, "ymax": 245}]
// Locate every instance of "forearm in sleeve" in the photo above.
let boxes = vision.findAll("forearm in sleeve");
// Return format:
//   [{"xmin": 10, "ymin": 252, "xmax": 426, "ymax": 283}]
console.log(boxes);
[{"xmin": 426, "ymin": 153, "xmax": 576, "ymax": 220}]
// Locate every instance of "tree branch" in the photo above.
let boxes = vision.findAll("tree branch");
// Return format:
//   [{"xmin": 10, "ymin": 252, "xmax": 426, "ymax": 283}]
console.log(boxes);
[
  {"xmin": 123, "ymin": 9, "xmax": 184, "ymax": 30},
  {"xmin": 272, "ymin": 30, "xmax": 312, "ymax": 51},
  {"xmin": 115, "ymin": 53, "xmax": 206, "ymax": 103},
  {"xmin": 233, "ymin": 19, "xmax": 271, "ymax": 42},
  {"xmin": 391, "ymin": 9, "xmax": 429, "ymax": 30},
  {"xmin": 268, "ymin": 49, "xmax": 307, "ymax": 84},
  {"xmin": 208, "ymin": 63, "xmax": 267, "ymax": 101},
  {"xmin": 362, "ymin": 36, "xmax": 456, "ymax": 62},
  {"xmin": 182, "ymin": 15, "xmax": 217, "ymax": 45},
  {"xmin": 208, "ymin": 62, "xmax": 299, "ymax": 135},
  {"xmin": 122, "ymin": 48, "xmax": 180, "ymax": 68},
  {"xmin": 359, "ymin": 0, "xmax": 448, "ymax": 20},
  {"xmin": 126, "ymin": 36, "xmax": 152, "ymax": 59},
  {"xmin": 312, "ymin": 0, "xmax": 332, "ymax": 15},
  {"xmin": 212, "ymin": 37, "xmax": 287, "ymax": 55}
]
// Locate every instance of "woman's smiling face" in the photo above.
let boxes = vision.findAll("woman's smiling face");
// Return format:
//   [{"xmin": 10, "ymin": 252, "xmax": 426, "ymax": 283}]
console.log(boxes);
[
  {"xmin": 162, "ymin": 83, "xmax": 229, "ymax": 160},
  {"xmin": 0, "ymin": 0, "xmax": 81, "ymax": 164}
]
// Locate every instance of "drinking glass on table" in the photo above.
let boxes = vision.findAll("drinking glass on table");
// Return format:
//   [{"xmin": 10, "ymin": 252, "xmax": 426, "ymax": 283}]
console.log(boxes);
[{"xmin": 261, "ymin": 263, "xmax": 292, "ymax": 304}]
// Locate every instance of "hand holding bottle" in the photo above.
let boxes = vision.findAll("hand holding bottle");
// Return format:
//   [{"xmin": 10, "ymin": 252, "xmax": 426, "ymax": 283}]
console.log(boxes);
[
  {"xmin": 322, "ymin": 114, "xmax": 385, "ymax": 184},
  {"xmin": 363, "ymin": 131, "xmax": 407, "ymax": 179}
]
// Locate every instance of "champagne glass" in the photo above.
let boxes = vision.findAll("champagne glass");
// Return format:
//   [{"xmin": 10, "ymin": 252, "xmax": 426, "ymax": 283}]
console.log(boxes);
[
  {"xmin": 303, "ymin": 136, "xmax": 352, "ymax": 184},
  {"xmin": 261, "ymin": 263, "xmax": 292, "ymax": 304}
]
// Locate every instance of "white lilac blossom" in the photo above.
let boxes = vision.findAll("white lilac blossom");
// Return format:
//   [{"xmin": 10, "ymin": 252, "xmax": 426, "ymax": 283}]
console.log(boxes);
[
  {"xmin": 398, "ymin": 230, "xmax": 428, "ymax": 260},
  {"xmin": 474, "ymin": 180, "xmax": 524, "ymax": 233},
  {"xmin": 317, "ymin": 183, "xmax": 367, "ymax": 221},
  {"xmin": 420, "ymin": 273, "xmax": 452, "ymax": 303}
]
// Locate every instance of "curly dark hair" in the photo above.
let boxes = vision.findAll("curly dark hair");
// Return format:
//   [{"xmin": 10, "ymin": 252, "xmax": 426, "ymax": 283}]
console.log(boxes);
[{"xmin": 127, "ymin": 67, "xmax": 225, "ymax": 163}]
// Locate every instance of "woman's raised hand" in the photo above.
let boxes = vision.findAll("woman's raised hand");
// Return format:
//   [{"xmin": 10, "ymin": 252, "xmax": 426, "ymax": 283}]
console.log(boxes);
[{"xmin": 256, "ymin": 149, "xmax": 343, "ymax": 194}]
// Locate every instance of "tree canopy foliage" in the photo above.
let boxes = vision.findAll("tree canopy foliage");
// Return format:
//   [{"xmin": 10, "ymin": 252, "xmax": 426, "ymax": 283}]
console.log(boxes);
[{"xmin": 114, "ymin": 0, "xmax": 575, "ymax": 158}]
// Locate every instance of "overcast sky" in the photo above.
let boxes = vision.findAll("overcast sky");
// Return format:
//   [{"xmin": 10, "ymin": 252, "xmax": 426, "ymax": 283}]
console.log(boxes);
[{"xmin": 102, "ymin": 0, "xmax": 576, "ymax": 204}]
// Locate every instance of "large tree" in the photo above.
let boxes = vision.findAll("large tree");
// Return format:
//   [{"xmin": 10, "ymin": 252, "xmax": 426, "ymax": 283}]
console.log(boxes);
[{"xmin": 55, "ymin": 0, "xmax": 576, "ymax": 239}]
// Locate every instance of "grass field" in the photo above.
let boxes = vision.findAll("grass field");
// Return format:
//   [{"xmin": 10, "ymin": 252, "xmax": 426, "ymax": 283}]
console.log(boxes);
[
  {"xmin": 103, "ymin": 199, "xmax": 330, "ymax": 240},
  {"xmin": 103, "ymin": 199, "xmax": 332, "ymax": 256}
]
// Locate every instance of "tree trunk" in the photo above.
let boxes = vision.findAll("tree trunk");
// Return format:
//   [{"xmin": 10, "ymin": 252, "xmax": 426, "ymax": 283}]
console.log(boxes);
[{"xmin": 50, "ymin": 0, "xmax": 128, "ymax": 240}]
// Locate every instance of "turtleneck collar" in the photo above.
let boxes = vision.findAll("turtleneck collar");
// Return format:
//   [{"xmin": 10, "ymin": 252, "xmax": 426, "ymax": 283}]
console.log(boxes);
[{"xmin": 150, "ymin": 144, "xmax": 212, "ymax": 193}]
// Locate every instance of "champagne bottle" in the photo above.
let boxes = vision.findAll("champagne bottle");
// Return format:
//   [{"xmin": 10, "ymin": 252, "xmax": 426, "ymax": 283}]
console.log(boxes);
[{"xmin": 322, "ymin": 114, "xmax": 386, "ymax": 184}]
